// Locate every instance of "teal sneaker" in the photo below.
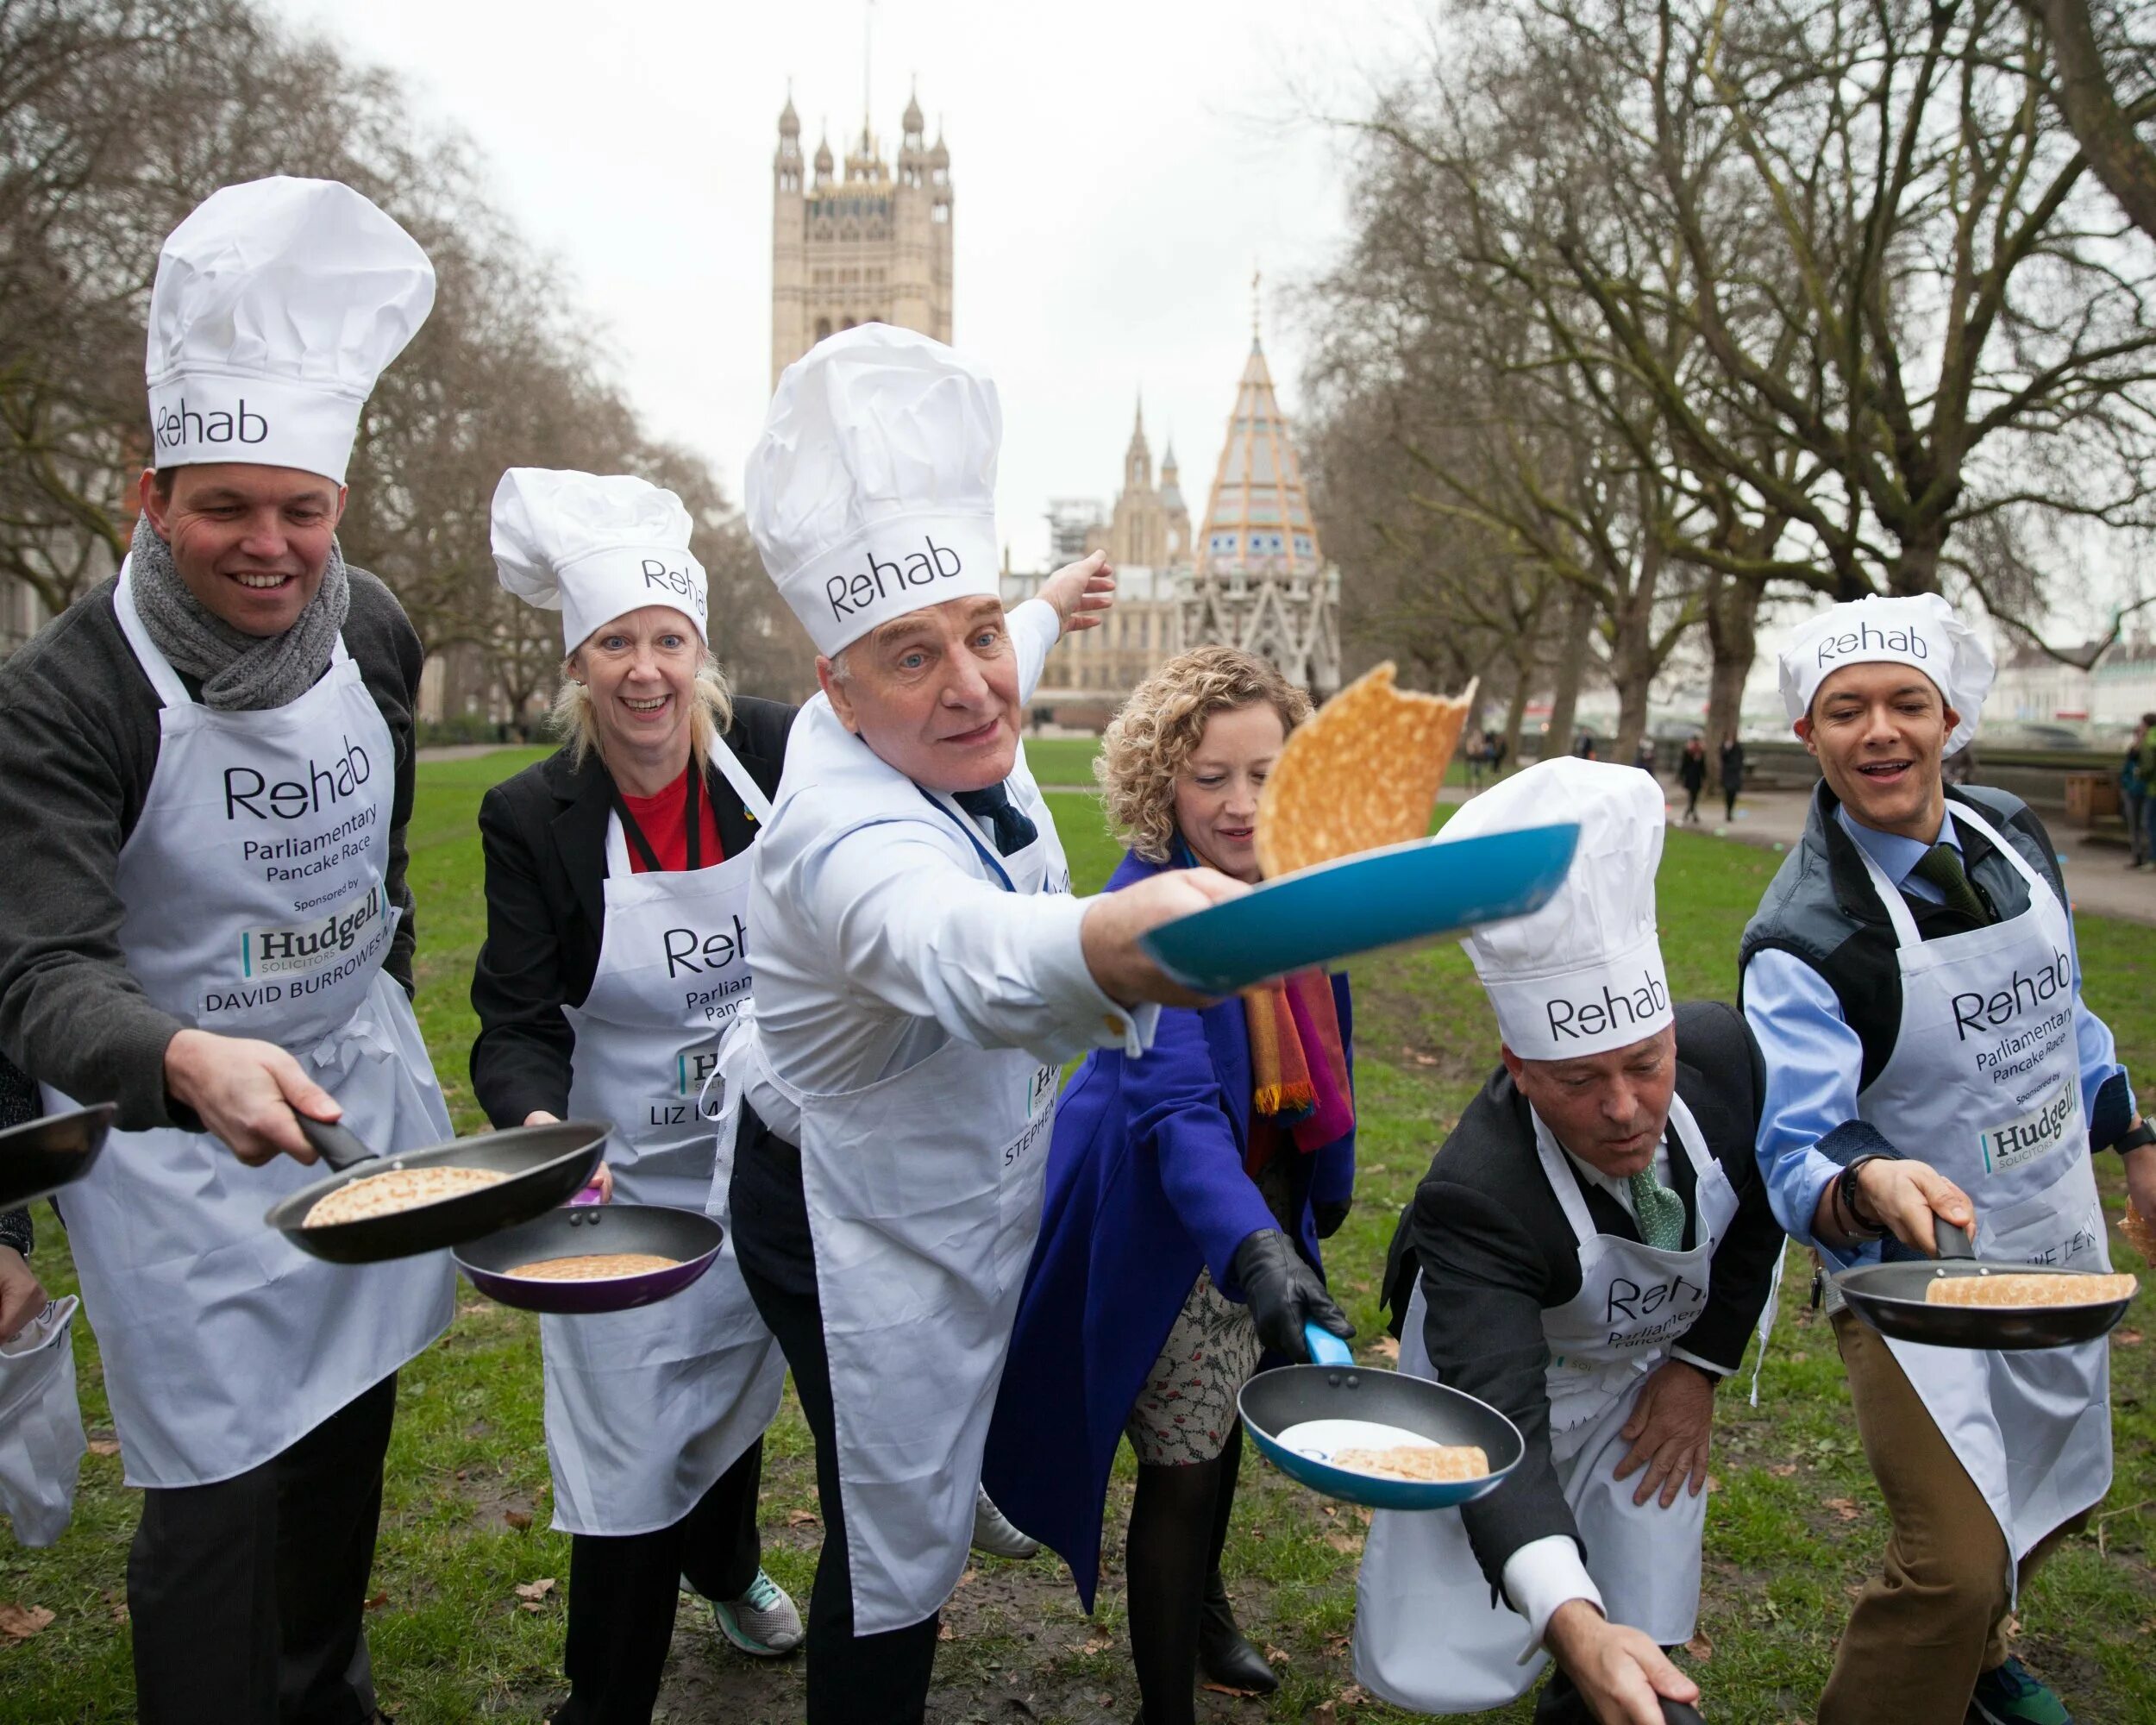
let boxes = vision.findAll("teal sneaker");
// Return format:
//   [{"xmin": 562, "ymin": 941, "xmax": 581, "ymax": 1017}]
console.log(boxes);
[
  {"xmin": 687, "ymin": 1567, "xmax": 803, "ymax": 1658},
  {"xmin": 1969, "ymin": 1657, "xmax": 2074, "ymax": 1725}
]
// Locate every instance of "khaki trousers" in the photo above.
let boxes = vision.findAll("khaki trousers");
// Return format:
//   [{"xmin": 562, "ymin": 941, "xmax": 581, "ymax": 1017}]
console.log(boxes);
[{"xmin": 1820, "ymin": 1309, "xmax": 2090, "ymax": 1725}]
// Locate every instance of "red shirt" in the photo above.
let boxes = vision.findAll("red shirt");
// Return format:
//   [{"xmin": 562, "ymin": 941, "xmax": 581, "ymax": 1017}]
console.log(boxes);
[{"xmin": 617, "ymin": 768, "xmax": 725, "ymax": 873}]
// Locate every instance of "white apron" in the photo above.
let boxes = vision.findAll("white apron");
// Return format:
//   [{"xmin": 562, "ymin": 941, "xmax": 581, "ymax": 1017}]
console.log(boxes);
[
  {"xmin": 539, "ymin": 742, "xmax": 786, "ymax": 1537},
  {"xmin": 1836, "ymin": 802, "xmax": 2111, "ymax": 1578},
  {"xmin": 41, "ymin": 563, "xmax": 452, "ymax": 1488},
  {"xmin": 728, "ymin": 776, "xmax": 1069, "ymax": 1634},
  {"xmin": 1356, "ymin": 1095, "xmax": 1747, "ymax": 1710},
  {"xmin": 0, "ymin": 1295, "xmax": 85, "ymax": 1546}
]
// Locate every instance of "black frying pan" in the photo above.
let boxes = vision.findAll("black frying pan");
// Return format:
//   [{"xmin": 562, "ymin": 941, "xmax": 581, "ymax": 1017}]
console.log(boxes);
[
  {"xmin": 1834, "ymin": 1220, "xmax": 2135, "ymax": 1351},
  {"xmin": 454, "ymin": 1202, "xmax": 724, "ymax": 1314},
  {"xmin": 0, "ymin": 1102, "xmax": 115, "ymax": 1209},
  {"xmin": 263, "ymin": 1118, "xmax": 608, "ymax": 1264}
]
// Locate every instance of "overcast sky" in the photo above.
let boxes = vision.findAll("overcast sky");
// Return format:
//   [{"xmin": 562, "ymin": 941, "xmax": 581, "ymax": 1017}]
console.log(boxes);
[{"xmin": 275, "ymin": 0, "xmax": 1409, "ymax": 568}]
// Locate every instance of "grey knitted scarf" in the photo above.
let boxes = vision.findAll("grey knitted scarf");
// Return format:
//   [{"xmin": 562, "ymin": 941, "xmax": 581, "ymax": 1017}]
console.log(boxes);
[{"xmin": 128, "ymin": 515, "xmax": 350, "ymax": 712}]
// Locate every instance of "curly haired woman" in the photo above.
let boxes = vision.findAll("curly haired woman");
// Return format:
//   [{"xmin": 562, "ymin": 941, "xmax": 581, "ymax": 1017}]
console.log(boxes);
[{"xmin": 983, "ymin": 647, "xmax": 1358, "ymax": 1725}]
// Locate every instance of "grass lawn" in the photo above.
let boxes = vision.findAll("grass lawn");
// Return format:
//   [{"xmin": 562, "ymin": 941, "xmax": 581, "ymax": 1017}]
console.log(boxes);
[{"xmin": 3, "ymin": 751, "xmax": 2153, "ymax": 1722}]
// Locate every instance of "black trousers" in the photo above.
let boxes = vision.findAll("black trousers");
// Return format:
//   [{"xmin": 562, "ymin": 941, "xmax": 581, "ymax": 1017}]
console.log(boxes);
[
  {"xmin": 128, "ymin": 1371, "xmax": 398, "ymax": 1725},
  {"xmin": 730, "ymin": 1114, "xmax": 943, "ymax": 1725},
  {"xmin": 555, "ymin": 1440, "xmax": 766, "ymax": 1725}
]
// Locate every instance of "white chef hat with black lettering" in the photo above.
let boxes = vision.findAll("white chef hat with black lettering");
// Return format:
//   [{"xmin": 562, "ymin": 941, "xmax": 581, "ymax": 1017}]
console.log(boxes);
[
  {"xmin": 146, "ymin": 177, "xmax": 435, "ymax": 486},
  {"xmin": 1778, "ymin": 593, "xmax": 1995, "ymax": 754},
  {"xmin": 745, "ymin": 323, "xmax": 1003, "ymax": 657},
  {"xmin": 1441, "ymin": 758, "xmax": 1672, "ymax": 1061},
  {"xmin": 492, "ymin": 468, "xmax": 708, "ymax": 653}
]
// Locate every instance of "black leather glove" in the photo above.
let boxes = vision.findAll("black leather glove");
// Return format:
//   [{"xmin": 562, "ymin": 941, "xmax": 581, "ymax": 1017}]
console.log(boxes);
[
  {"xmin": 1230, "ymin": 1228, "xmax": 1353, "ymax": 1362},
  {"xmin": 1313, "ymin": 1197, "xmax": 1352, "ymax": 1239}
]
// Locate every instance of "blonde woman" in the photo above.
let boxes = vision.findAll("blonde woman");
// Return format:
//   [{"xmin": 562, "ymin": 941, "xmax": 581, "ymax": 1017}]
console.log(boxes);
[
  {"xmin": 984, "ymin": 647, "xmax": 1358, "ymax": 1725},
  {"xmin": 470, "ymin": 470, "xmax": 802, "ymax": 1720}
]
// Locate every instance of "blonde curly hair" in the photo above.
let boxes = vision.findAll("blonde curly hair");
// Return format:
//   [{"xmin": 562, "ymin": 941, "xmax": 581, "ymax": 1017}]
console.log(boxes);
[{"xmin": 1096, "ymin": 646, "xmax": 1313, "ymax": 863}]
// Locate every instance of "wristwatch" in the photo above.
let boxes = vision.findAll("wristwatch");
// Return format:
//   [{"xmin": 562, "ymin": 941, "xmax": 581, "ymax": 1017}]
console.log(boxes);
[{"xmin": 2115, "ymin": 1119, "xmax": 2156, "ymax": 1156}]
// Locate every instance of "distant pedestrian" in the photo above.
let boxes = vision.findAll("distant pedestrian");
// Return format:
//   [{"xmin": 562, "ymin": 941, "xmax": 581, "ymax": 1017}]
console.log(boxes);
[
  {"xmin": 1678, "ymin": 736, "xmax": 1708, "ymax": 824},
  {"xmin": 1484, "ymin": 728, "xmax": 1507, "ymax": 777},
  {"xmin": 1464, "ymin": 731, "xmax": 1489, "ymax": 790},
  {"xmin": 2134, "ymin": 712, "xmax": 2156, "ymax": 868},
  {"xmin": 1573, "ymin": 729, "xmax": 1598, "ymax": 761},
  {"xmin": 1719, "ymin": 731, "xmax": 1745, "ymax": 821},
  {"xmin": 1633, "ymin": 734, "xmax": 1658, "ymax": 776}
]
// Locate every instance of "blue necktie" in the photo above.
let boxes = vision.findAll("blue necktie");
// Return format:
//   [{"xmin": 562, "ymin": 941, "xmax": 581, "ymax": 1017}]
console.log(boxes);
[{"xmin": 956, "ymin": 781, "xmax": 1037, "ymax": 856}]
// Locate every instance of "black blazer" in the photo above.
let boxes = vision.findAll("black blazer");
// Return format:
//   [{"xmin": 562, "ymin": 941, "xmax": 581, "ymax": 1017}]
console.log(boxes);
[
  {"xmin": 1381, "ymin": 1000, "xmax": 1783, "ymax": 1598},
  {"xmin": 468, "ymin": 698, "xmax": 795, "ymax": 1128}
]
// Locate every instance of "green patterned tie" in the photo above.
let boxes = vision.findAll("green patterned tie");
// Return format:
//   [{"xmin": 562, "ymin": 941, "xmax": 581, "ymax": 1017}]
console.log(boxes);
[
  {"xmin": 1912, "ymin": 843, "xmax": 1992, "ymax": 925},
  {"xmin": 1627, "ymin": 1165, "xmax": 1686, "ymax": 1251}
]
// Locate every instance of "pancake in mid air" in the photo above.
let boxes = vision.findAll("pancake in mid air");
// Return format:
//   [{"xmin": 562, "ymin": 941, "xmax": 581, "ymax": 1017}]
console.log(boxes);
[{"xmin": 1255, "ymin": 663, "xmax": 1476, "ymax": 879}]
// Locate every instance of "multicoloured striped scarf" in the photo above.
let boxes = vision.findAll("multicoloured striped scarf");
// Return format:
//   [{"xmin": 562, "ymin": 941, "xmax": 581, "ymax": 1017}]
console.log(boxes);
[{"xmin": 1243, "ymin": 968, "xmax": 1353, "ymax": 1174}]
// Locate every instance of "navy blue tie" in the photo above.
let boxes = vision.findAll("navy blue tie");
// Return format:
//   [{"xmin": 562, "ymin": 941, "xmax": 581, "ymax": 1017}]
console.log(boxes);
[{"xmin": 956, "ymin": 781, "xmax": 1038, "ymax": 856}]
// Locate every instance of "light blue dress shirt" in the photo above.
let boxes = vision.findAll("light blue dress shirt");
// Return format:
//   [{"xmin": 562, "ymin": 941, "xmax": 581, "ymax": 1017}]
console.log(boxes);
[{"xmin": 1744, "ymin": 806, "xmax": 2128, "ymax": 1253}]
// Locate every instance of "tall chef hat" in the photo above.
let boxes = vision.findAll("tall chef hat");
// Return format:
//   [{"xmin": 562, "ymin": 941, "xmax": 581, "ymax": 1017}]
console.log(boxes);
[
  {"xmin": 492, "ymin": 469, "xmax": 708, "ymax": 653},
  {"xmin": 146, "ymin": 177, "xmax": 435, "ymax": 486},
  {"xmin": 1441, "ymin": 758, "xmax": 1672, "ymax": 1062},
  {"xmin": 745, "ymin": 323, "xmax": 1002, "ymax": 657},
  {"xmin": 1778, "ymin": 593, "xmax": 1995, "ymax": 754}
]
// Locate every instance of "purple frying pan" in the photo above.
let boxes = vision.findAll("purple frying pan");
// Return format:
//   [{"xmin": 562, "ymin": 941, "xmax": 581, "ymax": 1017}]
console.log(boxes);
[{"xmin": 452, "ymin": 1201, "xmax": 723, "ymax": 1314}]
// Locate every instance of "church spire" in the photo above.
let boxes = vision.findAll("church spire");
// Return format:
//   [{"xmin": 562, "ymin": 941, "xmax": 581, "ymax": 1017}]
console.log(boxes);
[{"xmin": 1195, "ymin": 331, "xmax": 1321, "ymax": 578}]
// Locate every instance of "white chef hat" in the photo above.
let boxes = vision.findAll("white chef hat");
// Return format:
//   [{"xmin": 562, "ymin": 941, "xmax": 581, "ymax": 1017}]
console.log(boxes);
[
  {"xmin": 745, "ymin": 323, "xmax": 1002, "ymax": 657},
  {"xmin": 1441, "ymin": 758, "xmax": 1672, "ymax": 1062},
  {"xmin": 1778, "ymin": 593, "xmax": 1995, "ymax": 754},
  {"xmin": 146, "ymin": 177, "xmax": 434, "ymax": 486},
  {"xmin": 492, "ymin": 469, "xmax": 708, "ymax": 653}
]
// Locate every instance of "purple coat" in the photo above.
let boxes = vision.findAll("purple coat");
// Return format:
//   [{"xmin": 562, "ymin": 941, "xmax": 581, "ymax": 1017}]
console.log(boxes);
[{"xmin": 981, "ymin": 847, "xmax": 1356, "ymax": 1608}]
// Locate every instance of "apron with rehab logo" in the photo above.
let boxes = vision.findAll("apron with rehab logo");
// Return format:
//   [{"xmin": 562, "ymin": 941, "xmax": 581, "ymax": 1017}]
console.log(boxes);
[
  {"xmin": 726, "ymin": 758, "xmax": 1069, "ymax": 1634},
  {"xmin": 1356, "ymin": 1095, "xmax": 1752, "ymax": 1709},
  {"xmin": 1839, "ymin": 801, "xmax": 2111, "ymax": 1577},
  {"xmin": 41, "ymin": 561, "xmax": 452, "ymax": 1488},
  {"xmin": 540, "ymin": 741, "xmax": 786, "ymax": 1536}
]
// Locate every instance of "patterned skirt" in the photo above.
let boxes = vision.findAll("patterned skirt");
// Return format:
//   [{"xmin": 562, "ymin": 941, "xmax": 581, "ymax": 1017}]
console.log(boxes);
[
  {"xmin": 1124, "ymin": 1155, "xmax": 1297, "ymax": 1466},
  {"xmin": 1124, "ymin": 1269, "xmax": 1262, "ymax": 1465}
]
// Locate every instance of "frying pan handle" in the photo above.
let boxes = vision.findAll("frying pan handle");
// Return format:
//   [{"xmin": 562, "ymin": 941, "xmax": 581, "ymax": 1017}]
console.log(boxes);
[
  {"xmin": 1661, "ymin": 1703, "xmax": 1706, "ymax": 1725},
  {"xmin": 1934, "ymin": 1218, "xmax": 1976, "ymax": 1260},
  {"xmin": 297, "ymin": 1116, "xmax": 376, "ymax": 1172},
  {"xmin": 1302, "ymin": 1321, "xmax": 1355, "ymax": 1368}
]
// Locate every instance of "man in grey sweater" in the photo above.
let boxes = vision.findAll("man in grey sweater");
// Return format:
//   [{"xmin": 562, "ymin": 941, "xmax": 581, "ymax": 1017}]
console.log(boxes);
[{"xmin": 0, "ymin": 177, "xmax": 454, "ymax": 1725}]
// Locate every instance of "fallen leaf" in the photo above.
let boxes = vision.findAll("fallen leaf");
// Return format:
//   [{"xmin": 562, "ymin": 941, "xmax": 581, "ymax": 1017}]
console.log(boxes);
[
  {"xmin": 2115, "ymin": 1329, "xmax": 2143, "ymax": 1346},
  {"xmin": 1323, "ymin": 1531, "xmax": 1361, "ymax": 1553},
  {"xmin": 504, "ymin": 1509, "xmax": 533, "ymax": 1531},
  {"xmin": 1683, "ymin": 1630, "xmax": 1713, "ymax": 1660},
  {"xmin": 1768, "ymin": 1463, "xmax": 1798, "ymax": 1477},
  {"xmin": 1080, "ymin": 1633, "xmax": 1112, "ymax": 1655},
  {"xmin": 1264, "ymin": 1645, "xmax": 1290, "ymax": 1666},
  {"xmin": 86, "ymin": 1440, "xmax": 120, "ymax": 1457},
  {"xmin": 1705, "ymin": 1473, "xmax": 1722, "ymax": 1494},
  {"xmin": 1202, "ymin": 1681, "xmax": 1261, "ymax": 1697},
  {"xmin": 0, "ymin": 1603, "xmax": 54, "ymax": 1641},
  {"xmin": 103, "ymin": 1589, "xmax": 128, "ymax": 1626},
  {"xmin": 1322, "ymin": 1630, "xmax": 1351, "ymax": 1656},
  {"xmin": 1338, "ymin": 1684, "xmax": 1370, "ymax": 1705},
  {"xmin": 1824, "ymin": 1497, "xmax": 1862, "ymax": 1521},
  {"xmin": 1319, "ymin": 1502, "xmax": 1338, "ymax": 1519},
  {"xmin": 937, "ymin": 1621, "xmax": 955, "ymax": 1642},
  {"xmin": 362, "ymin": 1591, "xmax": 388, "ymax": 1612},
  {"xmin": 955, "ymin": 1567, "xmax": 977, "ymax": 1589},
  {"xmin": 512, "ymin": 1578, "xmax": 555, "ymax": 1612},
  {"xmin": 786, "ymin": 1507, "xmax": 820, "ymax": 1528},
  {"xmin": 1370, "ymin": 1336, "xmax": 1401, "ymax": 1364}
]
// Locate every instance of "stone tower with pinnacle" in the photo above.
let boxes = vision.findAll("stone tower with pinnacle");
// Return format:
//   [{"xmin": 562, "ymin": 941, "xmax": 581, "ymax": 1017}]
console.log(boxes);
[
  {"xmin": 1183, "ymin": 285, "xmax": 1341, "ymax": 695},
  {"xmin": 770, "ymin": 81, "xmax": 953, "ymax": 392}
]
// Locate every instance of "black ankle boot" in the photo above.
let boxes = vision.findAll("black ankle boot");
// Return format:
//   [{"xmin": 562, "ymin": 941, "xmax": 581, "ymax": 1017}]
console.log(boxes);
[{"xmin": 1196, "ymin": 1572, "xmax": 1279, "ymax": 1695}]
